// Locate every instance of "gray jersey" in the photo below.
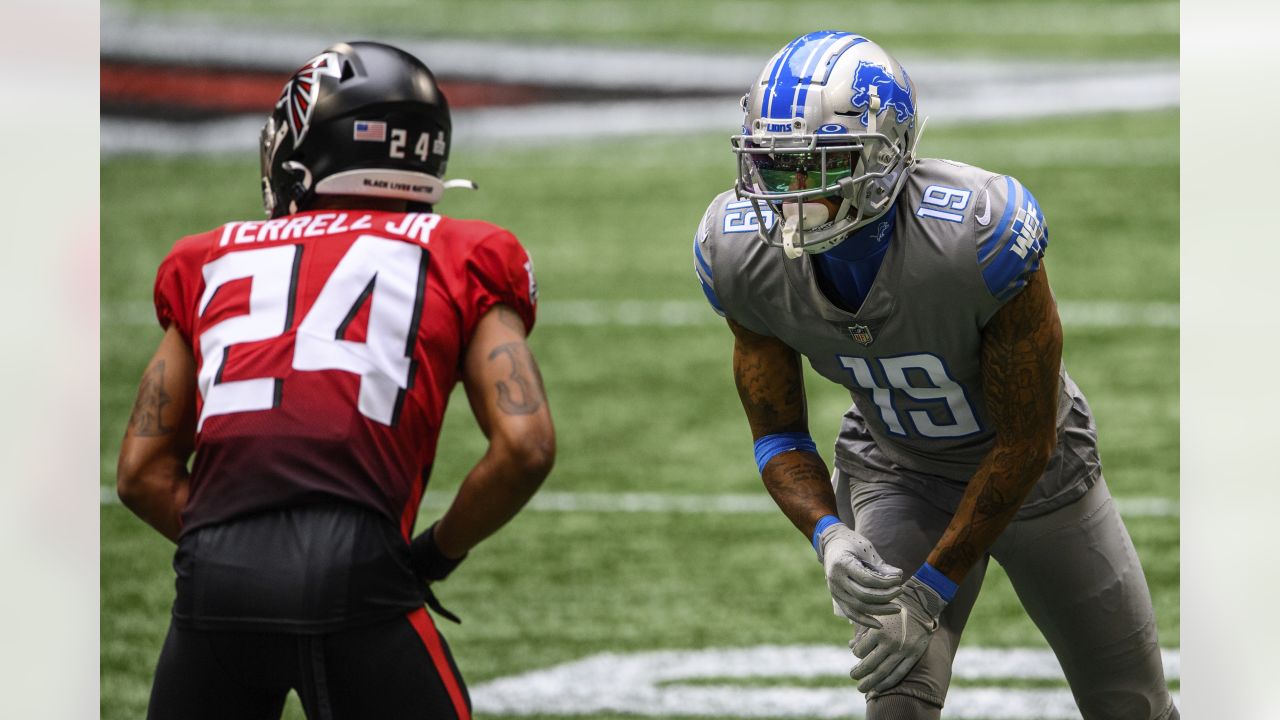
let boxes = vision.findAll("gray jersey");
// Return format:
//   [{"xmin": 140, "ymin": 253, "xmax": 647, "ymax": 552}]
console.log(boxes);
[{"xmin": 694, "ymin": 158, "xmax": 1100, "ymax": 517}]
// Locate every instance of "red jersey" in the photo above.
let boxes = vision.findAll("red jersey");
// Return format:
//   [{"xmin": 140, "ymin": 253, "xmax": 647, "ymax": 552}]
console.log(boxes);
[{"xmin": 154, "ymin": 210, "xmax": 537, "ymax": 539}]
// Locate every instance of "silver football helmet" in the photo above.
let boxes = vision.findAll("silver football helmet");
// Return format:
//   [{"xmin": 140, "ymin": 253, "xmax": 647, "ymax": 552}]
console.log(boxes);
[{"xmin": 732, "ymin": 31, "xmax": 925, "ymax": 258}]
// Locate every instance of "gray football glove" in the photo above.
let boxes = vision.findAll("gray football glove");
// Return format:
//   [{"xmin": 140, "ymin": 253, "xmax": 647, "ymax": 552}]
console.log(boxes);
[
  {"xmin": 849, "ymin": 575, "xmax": 947, "ymax": 693},
  {"xmin": 817, "ymin": 523, "xmax": 903, "ymax": 629}
]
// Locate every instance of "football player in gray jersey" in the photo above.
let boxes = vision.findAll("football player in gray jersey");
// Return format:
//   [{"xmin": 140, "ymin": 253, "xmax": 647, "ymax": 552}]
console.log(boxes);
[{"xmin": 694, "ymin": 31, "xmax": 1177, "ymax": 720}]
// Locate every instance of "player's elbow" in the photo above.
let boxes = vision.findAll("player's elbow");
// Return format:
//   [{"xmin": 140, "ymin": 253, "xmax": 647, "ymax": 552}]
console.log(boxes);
[
  {"xmin": 116, "ymin": 446, "xmax": 185, "ymax": 511},
  {"xmin": 514, "ymin": 434, "xmax": 556, "ymax": 483},
  {"xmin": 992, "ymin": 432, "xmax": 1055, "ymax": 482},
  {"xmin": 115, "ymin": 453, "xmax": 150, "ymax": 512},
  {"xmin": 498, "ymin": 428, "xmax": 556, "ymax": 485},
  {"xmin": 1018, "ymin": 437, "xmax": 1056, "ymax": 477}
]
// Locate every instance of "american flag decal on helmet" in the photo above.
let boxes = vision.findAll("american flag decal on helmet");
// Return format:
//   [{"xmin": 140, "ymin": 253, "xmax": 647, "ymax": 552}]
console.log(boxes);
[{"xmin": 278, "ymin": 52, "xmax": 342, "ymax": 144}]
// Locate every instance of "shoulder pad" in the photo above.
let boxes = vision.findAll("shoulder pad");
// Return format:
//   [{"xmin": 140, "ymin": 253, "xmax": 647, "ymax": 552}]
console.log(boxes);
[
  {"xmin": 693, "ymin": 193, "xmax": 732, "ymax": 316},
  {"xmin": 974, "ymin": 176, "xmax": 1048, "ymax": 302}
]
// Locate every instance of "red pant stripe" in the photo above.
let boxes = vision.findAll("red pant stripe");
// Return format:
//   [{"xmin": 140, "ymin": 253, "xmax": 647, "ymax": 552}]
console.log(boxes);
[{"xmin": 406, "ymin": 607, "xmax": 470, "ymax": 720}]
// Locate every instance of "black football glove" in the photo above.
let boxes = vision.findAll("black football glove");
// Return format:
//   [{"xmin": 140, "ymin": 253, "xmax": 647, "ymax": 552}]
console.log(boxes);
[
  {"xmin": 409, "ymin": 521, "xmax": 467, "ymax": 581},
  {"xmin": 408, "ymin": 522, "xmax": 465, "ymax": 624}
]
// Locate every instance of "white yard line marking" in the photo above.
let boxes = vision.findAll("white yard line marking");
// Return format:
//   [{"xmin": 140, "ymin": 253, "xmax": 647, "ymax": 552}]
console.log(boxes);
[
  {"xmin": 101, "ymin": 299, "xmax": 1179, "ymax": 329},
  {"xmin": 522, "ymin": 492, "xmax": 1180, "ymax": 517},
  {"xmin": 471, "ymin": 644, "xmax": 1179, "ymax": 718},
  {"xmin": 100, "ymin": 487, "xmax": 1178, "ymax": 517}
]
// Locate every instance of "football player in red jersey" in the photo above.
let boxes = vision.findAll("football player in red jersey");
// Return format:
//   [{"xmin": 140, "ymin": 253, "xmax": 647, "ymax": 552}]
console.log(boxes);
[{"xmin": 116, "ymin": 42, "xmax": 554, "ymax": 720}]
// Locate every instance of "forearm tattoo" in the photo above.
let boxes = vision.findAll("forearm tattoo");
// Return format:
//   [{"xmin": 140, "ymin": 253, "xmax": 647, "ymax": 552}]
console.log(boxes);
[
  {"xmin": 762, "ymin": 451, "xmax": 838, "ymax": 536},
  {"xmin": 932, "ymin": 268, "xmax": 1063, "ymax": 578},
  {"xmin": 728, "ymin": 320, "xmax": 831, "ymax": 532},
  {"xmin": 488, "ymin": 342, "xmax": 545, "ymax": 415},
  {"xmin": 731, "ymin": 323, "xmax": 807, "ymax": 436},
  {"xmin": 128, "ymin": 361, "xmax": 174, "ymax": 437}
]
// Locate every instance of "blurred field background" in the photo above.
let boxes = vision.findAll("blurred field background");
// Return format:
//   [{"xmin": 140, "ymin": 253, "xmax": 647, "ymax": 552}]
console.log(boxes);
[
  {"xmin": 110, "ymin": 0, "xmax": 1177, "ymax": 58},
  {"xmin": 101, "ymin": 2, "xmax": 1178, "ymax": 718}
]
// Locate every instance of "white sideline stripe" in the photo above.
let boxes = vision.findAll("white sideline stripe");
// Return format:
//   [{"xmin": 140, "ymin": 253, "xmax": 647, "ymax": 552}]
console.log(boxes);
[
  {"xmin": 101, "ymin": 76, "xmax": 1177, "ymax": 155},
  {"xmin": 100, "ymin": 299, "xmax": 1179, "ymax": 329},
  {"xmin": 100, "ymin": 487, "xmax": 1177, "ymax": 518},
  {"xmin": 100, "ymin": 9, "xmax": 1176, "ymax": 155},
  {"xmin": 470, "ymin": 644, "xmax": 1179, "ymax": 718},
  {"xmin": 102, "ymin": 8, "xmax": 1176, "ymax": 92}
]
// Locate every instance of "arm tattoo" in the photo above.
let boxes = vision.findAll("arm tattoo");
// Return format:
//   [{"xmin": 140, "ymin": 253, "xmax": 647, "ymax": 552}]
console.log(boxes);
[
  {"xmin": 128, "ymin": 361, "xmax": 174, "ymax": 437},
  {"xmin": 728, "ymin": 320, "xmax": 833, "ymax": 534},
  {"xmin": 488, "ymin": 342, "xmax": 544, "ymax": 415},
  {"xmin": 761, "ymin": 451, "xmax": 839, "ymax": 536},
  {"xmin": 930, "ymin": 268, "xmax": 1063, "ymax": 579},
  {"xmin": 730, "ymin": 322, "xmax": 807, "ymax": 436}
]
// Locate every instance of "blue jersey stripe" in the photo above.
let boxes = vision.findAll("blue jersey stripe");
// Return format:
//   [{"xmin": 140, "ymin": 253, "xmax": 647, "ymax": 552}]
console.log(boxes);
[
  {"xmin": 979, "ymin": 176, "xmax": 1019, "ymax": 264},
  {"xmin": 693, "ymin": 237, "xmax": 713, "ymax": 280},
  {"xmin": 698, "ymin": 272, "xmax": 725, "ymax": 314},
  {"xmin": 764, "ymin": 31, "xmax": 847, "ymax": 120},
  {"xmin": 981, "ymin": 184, "xmax": 1048, "ymax": 299},
  {"xmin": 692, "ymin": 234, "xmax": 723, "ymax": 314}
]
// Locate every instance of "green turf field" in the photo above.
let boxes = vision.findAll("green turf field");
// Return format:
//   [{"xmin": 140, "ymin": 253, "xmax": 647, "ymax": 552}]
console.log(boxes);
[
  {"xmin": 101, "ymin": 107, "xmax": 1178, "ymax": 718},
  {"xmin": 106, "ymin": 0, "xmax": 1178, "ymax": 59}
]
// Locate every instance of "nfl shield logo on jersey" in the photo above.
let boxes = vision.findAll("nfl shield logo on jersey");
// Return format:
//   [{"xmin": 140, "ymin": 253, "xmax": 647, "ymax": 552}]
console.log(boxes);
[{"xmin": 849, "ymin": 324, "xmax": 874, "ymax": 346}]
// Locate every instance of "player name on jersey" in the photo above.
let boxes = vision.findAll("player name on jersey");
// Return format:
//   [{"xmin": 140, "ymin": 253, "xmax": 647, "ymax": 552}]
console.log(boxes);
[{"xmin": 218, "ymin": 212, "xmax": 442, "ymax": 248}]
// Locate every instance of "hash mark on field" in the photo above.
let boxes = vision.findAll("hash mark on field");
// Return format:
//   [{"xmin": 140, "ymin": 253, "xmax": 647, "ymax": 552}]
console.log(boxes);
[{"xmin": 101, "ymin": 299, "xmax": 1179, "ymax": 329}]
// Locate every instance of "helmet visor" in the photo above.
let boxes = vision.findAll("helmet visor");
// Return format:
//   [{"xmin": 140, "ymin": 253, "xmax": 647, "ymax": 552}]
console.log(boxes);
[{"xmin": 749, "ymin": 150, "xmax": 856, "ymax": 194}]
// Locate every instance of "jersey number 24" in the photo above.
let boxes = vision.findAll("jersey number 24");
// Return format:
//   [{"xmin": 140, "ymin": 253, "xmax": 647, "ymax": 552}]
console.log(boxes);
[{"xmin": 196, "ymin": 235, "xmax": 426, "ymax": 430}]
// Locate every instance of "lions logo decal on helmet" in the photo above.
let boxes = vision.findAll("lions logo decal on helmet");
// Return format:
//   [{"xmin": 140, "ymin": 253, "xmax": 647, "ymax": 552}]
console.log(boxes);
[{"xmin": 849, "ymin": 61, "xmax": 915, "ymax": 127}]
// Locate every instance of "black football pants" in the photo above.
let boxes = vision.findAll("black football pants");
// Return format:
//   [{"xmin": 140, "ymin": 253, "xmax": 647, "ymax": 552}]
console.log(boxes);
[{"xmin": 146, "ymin": 608, "xmax": 470, "ymax": 720}]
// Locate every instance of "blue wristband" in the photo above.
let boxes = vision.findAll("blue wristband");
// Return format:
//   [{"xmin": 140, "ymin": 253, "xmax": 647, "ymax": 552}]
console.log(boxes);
[
  {"xmin": 914, "ymin": 562, "xmax": 959, "ymax": 603},
  {"xmin": 810, "ymin": 514, "xmax": 843, "ymax": 554},
  {"xmin": 753, "ymin": 432, "xmax": 818, "ymax": 473}
]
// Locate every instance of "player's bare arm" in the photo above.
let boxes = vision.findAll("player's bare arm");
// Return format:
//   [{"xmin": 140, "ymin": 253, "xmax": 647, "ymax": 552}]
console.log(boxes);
[
  {"xmin": 927, "ymin": 264, "xmax": 1063, "ymax": 581},
  {"xmin": 728, "ymin": 317, "xmax": 834, "ymax": 535},
  {"xmin": 729, "ymin": 317, "xmax": 902, "ymax": 627},
  {"xmin": 117, "ymin": 325, "xmax": 197, "ymax": 543},
  {"xmin": 430, "ymin": 304, "xmax": 555, "ymax": 560}
]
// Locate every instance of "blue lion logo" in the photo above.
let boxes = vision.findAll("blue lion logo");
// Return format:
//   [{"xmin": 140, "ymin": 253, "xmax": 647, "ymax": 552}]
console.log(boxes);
[{"xmin": 849, "ymin": 61, "xmax": 914, "ymax": 128}]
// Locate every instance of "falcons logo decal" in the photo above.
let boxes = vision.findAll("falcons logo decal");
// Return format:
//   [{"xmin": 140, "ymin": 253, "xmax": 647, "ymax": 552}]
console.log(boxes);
[{"xmin": 278, "ymin": 52, "xmax": 343, "ymax": 144}]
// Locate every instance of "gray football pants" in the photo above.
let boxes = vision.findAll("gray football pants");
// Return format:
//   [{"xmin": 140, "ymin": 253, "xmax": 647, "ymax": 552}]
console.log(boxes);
[{"xmin": 833, "ymin": 470, "xmax": 1177, "ymax": 720}]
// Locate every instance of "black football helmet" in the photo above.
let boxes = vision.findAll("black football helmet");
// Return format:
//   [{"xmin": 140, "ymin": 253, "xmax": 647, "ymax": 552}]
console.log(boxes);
[{"xmin": 260, "ymin": 41, "xmax": 470, "ymax": 218}]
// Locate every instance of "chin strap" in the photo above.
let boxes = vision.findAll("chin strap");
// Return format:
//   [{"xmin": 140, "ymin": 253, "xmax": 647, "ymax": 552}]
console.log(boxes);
[
  {"xmin": 443, "ymin": 178, "xmax": 478, "ymax": 191},
  {"xmin": 782, "ymin": 230, "xmax": 802, "ymax": 259},
  {"xmin": 282, "ymin": 161, "xmax": 313, "ymax": 216}
]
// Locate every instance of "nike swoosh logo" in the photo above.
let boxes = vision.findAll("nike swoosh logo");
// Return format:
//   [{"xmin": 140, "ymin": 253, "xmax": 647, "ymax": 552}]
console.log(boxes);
[{"xmin": 975, "ymin": 189, "xmax": 992, "ymax": 226}]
